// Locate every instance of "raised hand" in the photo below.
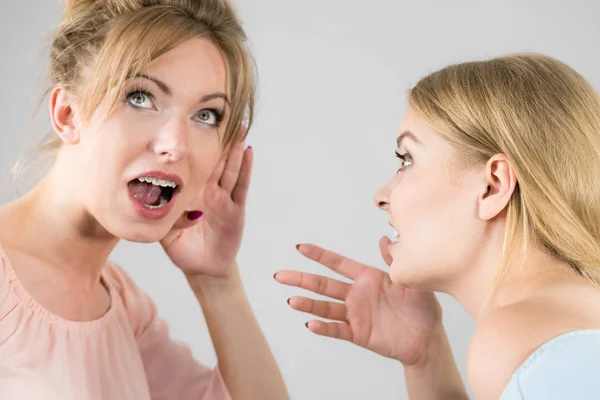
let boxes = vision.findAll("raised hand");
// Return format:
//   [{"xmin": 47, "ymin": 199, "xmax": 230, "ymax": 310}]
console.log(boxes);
[
  {"xmin": 275, "ymin": 237, "xmax": 443, "ymax": 365},
  {"xmin": 161, "ymin": 131, "xmax": 252, "ymax": 278}
]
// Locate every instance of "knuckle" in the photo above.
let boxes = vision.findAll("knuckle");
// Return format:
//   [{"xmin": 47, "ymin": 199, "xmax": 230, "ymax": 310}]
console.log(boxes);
[{"xmin": 316, "ymin": 276, "xmax": 328, "ymax": 294}]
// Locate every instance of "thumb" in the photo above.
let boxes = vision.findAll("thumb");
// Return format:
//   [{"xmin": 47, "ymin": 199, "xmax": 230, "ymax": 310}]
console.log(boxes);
[
  {"xmin": 160, "ymin": 210, "xmax": 203, "ymax": 249},
  {"xmin": 378, "ymin": 236, "xmax": 393, "ymax": 267}
]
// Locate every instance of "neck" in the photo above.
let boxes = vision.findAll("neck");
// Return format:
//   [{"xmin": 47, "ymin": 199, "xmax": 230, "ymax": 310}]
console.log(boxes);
[
  {"xmin": 443, "ymin": 228, "xmax": 575, "ymax": 321},
  {"xmin": 2, "ymin": 163, "xmax": 119, "ymax": 289}
]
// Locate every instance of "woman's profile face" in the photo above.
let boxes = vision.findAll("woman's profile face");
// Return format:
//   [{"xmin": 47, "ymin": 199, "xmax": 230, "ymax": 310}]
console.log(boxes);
[
  {"xmin": 374, "ymin": 108, "xmax": 485, "ymax": 290},
  {"xmin": 63, "ymin": 37, "xmax": 230, "ymax": 242}
]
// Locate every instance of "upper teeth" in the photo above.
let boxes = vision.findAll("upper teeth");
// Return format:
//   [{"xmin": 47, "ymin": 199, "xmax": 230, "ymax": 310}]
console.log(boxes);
[{"xmin": 138, "ymin": 176, "xmax": 178, "ymax": 188}]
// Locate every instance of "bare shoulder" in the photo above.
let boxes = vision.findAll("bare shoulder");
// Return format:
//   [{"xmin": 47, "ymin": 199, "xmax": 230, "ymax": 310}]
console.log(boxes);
[
  {"xmin": 467, "ymin": 284, "xmax": 600, "ymax": 400},
  {"xmin": 0, "ymin": 202, "xmax": 21, "ymax": 245},
  {"xmin": 0, "ymin": 204, "xmax": 18, "ymax": 273}
]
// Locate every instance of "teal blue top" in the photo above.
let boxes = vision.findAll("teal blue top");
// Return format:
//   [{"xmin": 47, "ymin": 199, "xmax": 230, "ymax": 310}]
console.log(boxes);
[{"xmin": 500, "ymin": 329, "xmax": 600, "ymax": 399}]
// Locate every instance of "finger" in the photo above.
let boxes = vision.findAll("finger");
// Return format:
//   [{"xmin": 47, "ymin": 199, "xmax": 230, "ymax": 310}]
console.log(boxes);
[
  {"xmin": 296, "ymin": 244, "xmax": 365, "ymax": 280},
  {"xmin": 275, "ymin": 270, "xmax": 350, "ymax": 300},
  {"xmin": 288, "ymin": 296, "xmax": 347, "ymax": 322},
  {"xmin": 206, "ymin": 148, "xmax": 230, "ymax": 187},
  {"xmin": 231, "ymin": 146, "xmax": 253, "ymax": 205},
  {"xmin": 170, "ymin": 210, "xmax": 202, "ymax": 231},
  {"xmin": 219, "ymin": 139, "xmax": 246, "ymax": 194},
  {"xmin": 208, "ymin": 126, "xmax": 246, "ymax": 185},
  {"xmin": 379, "ymin": 236, "xmax": 393, "ymax": 267},
  {"xmin": 306, "ymin": 320, "xmax": 354, "ymax": 342}
]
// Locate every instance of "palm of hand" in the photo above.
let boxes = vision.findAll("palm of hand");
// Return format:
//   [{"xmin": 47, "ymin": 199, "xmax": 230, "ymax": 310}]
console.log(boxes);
[
  {"xmin": 276, "ymin": 239, "xmax": 442, "ymax": 364},
  {"xmin": 160, "ymin": 138, "xmax": 251, "ymax": 278},
  {"xmin": 345, "ymin": 267, "xmax": 441, "ymax": 363},
  {"xmin": 162, "ymin": 202, "xmax": 244, "ymax": 277}
]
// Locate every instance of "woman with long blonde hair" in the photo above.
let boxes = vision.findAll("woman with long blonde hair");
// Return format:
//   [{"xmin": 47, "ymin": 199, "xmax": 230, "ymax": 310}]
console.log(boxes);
[
  {"xmin": 0, "ymin": 1, "xmax": 288, "ymax": 399},
  {"xmin": 277, "ymin": 53, "xmax": 600, "ymax": 399}
]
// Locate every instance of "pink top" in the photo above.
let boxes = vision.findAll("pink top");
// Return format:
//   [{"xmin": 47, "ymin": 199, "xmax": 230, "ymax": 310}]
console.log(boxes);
[{"xmin": 0, "ymin": 245, "xmax": 231, "ymax": 400}]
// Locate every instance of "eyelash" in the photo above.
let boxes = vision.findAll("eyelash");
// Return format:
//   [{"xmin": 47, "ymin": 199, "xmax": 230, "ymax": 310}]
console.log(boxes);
[
  {"xmin": 125, "ymin": 89, "xmax": 153, "ymax": 106},
  {"xmin": 200, "ymin": 108, "xmax": 225, "ymax": 127},
  {"xmin": 124, "ymin": 90, "xmax": 225, "ymax": 128},
  {"xmin": 395, "ymin": 150, "xmax": 412, "ymax": 173}
]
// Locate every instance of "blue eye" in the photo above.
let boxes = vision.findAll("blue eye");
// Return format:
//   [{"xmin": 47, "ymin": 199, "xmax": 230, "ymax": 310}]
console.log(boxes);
[
  {"xmin": 196, "ymin": 108, "xmax": 224, "ymax": 127},
  {"xmin": 395, "ymin": 151, "xmax": 412, "ymax": 173},
  {"xmin": 126, "ymin": 90, "xmax": 155, "ymax": 110}
]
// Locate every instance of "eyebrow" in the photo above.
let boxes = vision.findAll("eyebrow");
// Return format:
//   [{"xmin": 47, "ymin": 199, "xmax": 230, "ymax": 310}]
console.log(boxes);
[
  {"xmin": 134, "ymin": 73, "xmax": 230, "ymax": 105},
  {"xmin": 396, "ymin": 130, "xmax": 421, "ymax": 148}
]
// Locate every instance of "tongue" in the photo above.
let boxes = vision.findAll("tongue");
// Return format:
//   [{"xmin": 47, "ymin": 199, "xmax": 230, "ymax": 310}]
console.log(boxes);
[{"xmin": 128, "ymin": 181, "xmax": 162, "ymax": 206}]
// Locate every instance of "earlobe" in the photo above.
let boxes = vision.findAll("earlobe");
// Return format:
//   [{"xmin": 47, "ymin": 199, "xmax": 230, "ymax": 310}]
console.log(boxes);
[
  {"xmin": 49, "ymin": 86, "xmax": 80, "ymax": 145},
  {"xmin": 478, "ymin": 154, "xmax": 517, "ymax": 220}
]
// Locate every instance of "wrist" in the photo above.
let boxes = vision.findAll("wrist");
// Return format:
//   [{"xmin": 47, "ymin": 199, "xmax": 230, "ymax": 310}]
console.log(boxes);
[
  {"xmin": 186, "ymin": 264, "xmax": 244, "ymax": 297},
  {"xmin": 404, "ymin": 324, "xmax": 450, "ymax": 370}
]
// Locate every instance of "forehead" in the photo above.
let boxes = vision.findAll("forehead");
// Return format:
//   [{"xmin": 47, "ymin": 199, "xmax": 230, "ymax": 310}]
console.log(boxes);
[
  {"xmin": 397, "ymin": 108, "xmax": 460, "ymax": 163},
  {"xmin": 398, "ymin": 109, "xmax": 432, "ymax": 139},
  {"xmin": 398, "ymin": 108, "xmax": 443, "ymax": 147},
  {"xmin": 143, "ymin": 37, "xmax": 228, "ymax": 95}
]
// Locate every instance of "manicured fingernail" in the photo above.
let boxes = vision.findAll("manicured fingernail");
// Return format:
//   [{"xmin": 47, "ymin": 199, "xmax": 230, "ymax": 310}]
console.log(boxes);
[
  {"xmin": 295, "ymin": 244, "xmax": 300, "ymax": 250},
  {"xmin": 187, "ymin": 211, "xmax": 203, "ymax": 220},
  {"xmin": 248, "ymin": 145, "xmax": 252, "ymax": 149},
  {"xmin": 287, "ymin": 298, "xmax": 291, "ymax": 305},
  {"xmin": 273, "ymin": 273, "xmax": 278, "ymax": 280},
  {"xmin": 305, "ymin": 322, "xmax": 309, "ymax": 329}
]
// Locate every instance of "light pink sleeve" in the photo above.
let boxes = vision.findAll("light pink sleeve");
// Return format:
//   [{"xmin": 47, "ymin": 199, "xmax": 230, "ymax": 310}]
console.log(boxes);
[{"xmin": 106, "ymin": 263, "xmax": 231, "ymax": 400}]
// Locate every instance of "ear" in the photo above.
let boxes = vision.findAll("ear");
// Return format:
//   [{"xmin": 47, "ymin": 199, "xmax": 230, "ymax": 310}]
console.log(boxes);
[
  {"xmin": 478, "ymin": 154, "xmax": 517, "ymax": 220},
  {"xmin": 49, "ymin": 86, "xmax": 80, "ymax": 145}
]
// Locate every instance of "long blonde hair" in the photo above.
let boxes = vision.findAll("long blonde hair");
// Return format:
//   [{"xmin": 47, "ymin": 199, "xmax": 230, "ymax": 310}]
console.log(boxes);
[
  {"xmin": 37, "ymin": 0, "xmax": 254, "ymax": 155},
  {"xmin": 408, "ymin": 53, "xmax": 600, "ymax": 287}
]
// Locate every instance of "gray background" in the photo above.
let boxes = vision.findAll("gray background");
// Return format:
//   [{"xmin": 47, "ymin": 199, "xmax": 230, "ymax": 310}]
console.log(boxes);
[{"xmin": 1, "ymin": 1, "xmax": 599, "ymax": 399}]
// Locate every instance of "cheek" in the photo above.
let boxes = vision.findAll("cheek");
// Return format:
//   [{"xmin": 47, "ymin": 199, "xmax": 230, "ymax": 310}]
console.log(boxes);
[
  {"xmin": 389, "ymin": 174, "xmax": 455, "ymax": 234},
  {"xmin": 388, "ymin": 174, "xmax": 475, "ymax": 283},
  {"xmin": 182, "ymin": 139, "xmax": 222, "ymax": 197},
  {"xmin": 85, "ymin": 117, "xmax": 148, "ymax": 168},
  {"xmin": 76, "ymin": 129, "xmax": 131, "ymax": 197}
]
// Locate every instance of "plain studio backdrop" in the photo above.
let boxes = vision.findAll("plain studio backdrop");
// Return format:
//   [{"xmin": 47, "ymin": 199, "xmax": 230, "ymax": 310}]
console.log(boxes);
[{"xmin": 1, "ymin": 1, "xmax": 599, "ymax": 399}]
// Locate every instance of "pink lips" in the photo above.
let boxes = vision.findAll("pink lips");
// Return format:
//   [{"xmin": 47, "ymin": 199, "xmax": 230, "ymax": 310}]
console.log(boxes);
[{"xmin": 388, "ymin": 221, "xmax": 399, "ymax": 250}]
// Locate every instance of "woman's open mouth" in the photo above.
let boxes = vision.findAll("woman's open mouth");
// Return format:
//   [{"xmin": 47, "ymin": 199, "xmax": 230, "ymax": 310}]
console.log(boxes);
[
  {"xmin": 388, "ymin": 223, "xmax": 400, "ymax": 250},
  {"xmin": 126, "ymin": 172, "xmax": 183, "ymax": 220},
  {"xmin": 128, "ymin": 176, "xmax": 179, "ymax": 209}
]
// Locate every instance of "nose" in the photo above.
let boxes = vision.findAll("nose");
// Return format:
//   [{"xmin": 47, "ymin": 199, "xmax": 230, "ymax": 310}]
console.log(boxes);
[
  {"xmin": 152, "ymin": 115, "xmax": 190, "ymax": 163},
  {"xmin": 373, "ymin": 181, "xmax": 391, "ymax": 211}
]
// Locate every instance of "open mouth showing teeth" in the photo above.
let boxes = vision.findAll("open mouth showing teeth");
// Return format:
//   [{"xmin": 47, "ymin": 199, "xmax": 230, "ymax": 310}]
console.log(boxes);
[{"xmin": 128, "ymin": 177, "xmax": 178, "ymax": 209}]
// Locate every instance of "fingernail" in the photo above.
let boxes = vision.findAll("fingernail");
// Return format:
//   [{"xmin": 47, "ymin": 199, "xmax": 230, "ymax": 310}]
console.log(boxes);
[
  {"xmin": 248, "ymin": 145, "xmax": 252, "ymax": 149},
  {"xmin": 287, "ymin": 298, "xmax": 291, "ymax": 305},
  {"xmin": 305, "ymin": 322, "xmax": 309, "ymax": 329},
  {"xmin": 187, "ymin": 211, "xmax": 203, "ymax": 220},
  {"xmin": 295, "ymin": 244, "xmax": 300, "ymax": 251}
]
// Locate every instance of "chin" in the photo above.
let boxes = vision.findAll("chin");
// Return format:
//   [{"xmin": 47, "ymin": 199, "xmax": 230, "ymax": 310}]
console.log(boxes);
[
  {"xmin": 101, "ymin": 196, "xmax": 181, "ymax": 242},
  {"xmin": 389, "ymin": 263, "xmax": 413, "ymax": 287},
  {"xmin": 124, "ymin": 232, "xmax": 166, "ymax": 243},
  {"xmin": 389, "ymin": 262, "xmax": 439, "ymax": 291},
  {"xmin": 109, "ymin": 220, "xmax": 173, "ymax": 243}
]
